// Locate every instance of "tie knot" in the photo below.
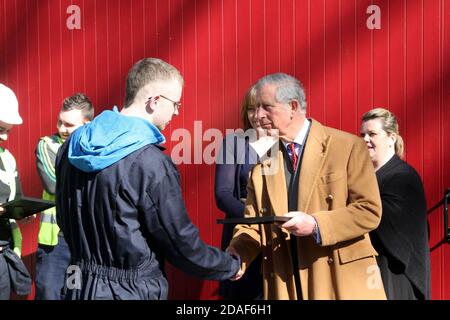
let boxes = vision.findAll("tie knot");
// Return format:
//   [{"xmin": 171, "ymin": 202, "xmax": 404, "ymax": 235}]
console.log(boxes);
[
  {"xmin": 288, "ymin": 142, "xmax": 299, "ymax": 156},
  {"xmin": 287, "ymin": 143, "xmax": 300, "ymax": 171}
]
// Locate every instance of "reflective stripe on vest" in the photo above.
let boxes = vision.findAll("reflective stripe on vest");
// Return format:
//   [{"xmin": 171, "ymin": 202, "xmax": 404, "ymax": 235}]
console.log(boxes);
[
  {"xmin": 38, "ymin": 190, "xmax": 59, "ymax": 246},
  {"xmin": 37, "ymin": 136, "xmax": 62, "ymax": 246},
  {"xmin": 0, "ymin": 149, "xmax": 22, "ymax": 256}
]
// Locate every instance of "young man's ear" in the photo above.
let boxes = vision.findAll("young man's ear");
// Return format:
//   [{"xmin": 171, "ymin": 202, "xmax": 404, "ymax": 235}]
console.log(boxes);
[{"xmin": 145, "ymin": 96, "xmax": 160, "ymax": 113}]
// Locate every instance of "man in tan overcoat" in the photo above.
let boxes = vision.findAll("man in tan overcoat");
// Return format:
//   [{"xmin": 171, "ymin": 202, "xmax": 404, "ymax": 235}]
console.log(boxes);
[{"xmin": 228, "ymin": 73, "xmax": 386, "ymax": 300}]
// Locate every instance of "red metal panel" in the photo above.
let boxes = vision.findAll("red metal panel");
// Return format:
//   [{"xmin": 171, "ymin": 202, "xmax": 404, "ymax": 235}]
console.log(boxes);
[
  {"xmin": 118, "ymin": 0, "xmax": 133, "ymax": 102},
  {"xmin": 280, "ymin": 0, "xmax": 295, "ymax": 73},
  {"xmin": 389, "ymin": 0, "xmax": 406, "ymax": 129},
  {"xmin": 95, "ymin": 0, "xmax": 110, "ymax": 106},
  {"xmin": 341, "ymin": 0, "xmax": 357, "ymax": 134},
  {"xmin": 442, "ymin": 0, "xmax": 450, "ymax": 300},
  {"xmin": 236, "ymin": 0, "xmax": 252, "ymax": 125},
  {"xmin": 309, "ymin": 0, "xmax": 326, "ymax": 122},
  {"xmin": 1, "ymin": 0, "xmax": 449, "ymax": 300},
  {"xmin": 405, "ymin": 0, "xmax": 424, "ymax": 171},
  {"xmin": 107, "ymin": 0, "xmax": 121, "ymax": 105},
  {"xmin": 265, "ymin": 0, "xmax": 280, "ymax": 74},
  {"xmin": 324, "ymin": 0, "xmax": 341, "ymax": 128},
  {"xmin": 356, "ymin": 0, "xmax": 373, "ymax": 120},
  {"xmin": 250, "ymin": 0, "xmax": 265, "ymax": 80},
  {"xmin": 84, "ymin": 0, "xmax": 98, "ymax": 104},
  {"xmin": 423, "ymin": 0, "xmax": 444, "ymax": 299},
  {"xmin": 294, "ymin": 0, "xmax": 310, "ymax": 114},
  {"xmin": 372, "ymin": 0, "xmax": 389, "ymax": 110}
]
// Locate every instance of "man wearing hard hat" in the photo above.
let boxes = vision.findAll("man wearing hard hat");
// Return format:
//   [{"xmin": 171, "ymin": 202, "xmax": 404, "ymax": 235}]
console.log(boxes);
[{"xmin": 0, "ymin": 83, "xmax": 31, "ymax": 299}]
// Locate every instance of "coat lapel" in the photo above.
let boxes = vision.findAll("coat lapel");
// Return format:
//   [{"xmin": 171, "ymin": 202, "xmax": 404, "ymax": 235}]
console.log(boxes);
[
  {"xmin": 298, "ymin": 120, "xmax": 331, "ymax": 212},
  {"xmin": 261, "ymin": 148, "xmax": 288, "ymax": 216}
]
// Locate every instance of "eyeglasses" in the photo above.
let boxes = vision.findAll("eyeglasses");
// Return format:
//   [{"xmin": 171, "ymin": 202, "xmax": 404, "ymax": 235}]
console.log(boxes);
[{"xmin": 159, "ymin": 95, "xmax": 182, "ymax": 113}]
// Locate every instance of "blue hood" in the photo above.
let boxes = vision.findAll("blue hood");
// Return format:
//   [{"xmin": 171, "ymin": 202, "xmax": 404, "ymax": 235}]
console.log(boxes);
[{"xmin": 68, "ymin": 107, "xmax": 165, "ymax": 172}]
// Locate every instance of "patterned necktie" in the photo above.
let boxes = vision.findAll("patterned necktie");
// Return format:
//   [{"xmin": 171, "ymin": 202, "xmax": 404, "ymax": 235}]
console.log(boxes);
[{"xmin": 287, "ymin": 143, "xmax": 300, "ymax": 171}]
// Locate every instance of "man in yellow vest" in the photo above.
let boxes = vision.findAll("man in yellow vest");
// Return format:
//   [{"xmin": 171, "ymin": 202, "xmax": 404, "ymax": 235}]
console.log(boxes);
[
  {"xmin": 34, "ymin": 93, "xmax": 94, "ymax": 300},
  {"xmin": 0, "ymin": 83, "xmax": 32, "ymax": 299}
]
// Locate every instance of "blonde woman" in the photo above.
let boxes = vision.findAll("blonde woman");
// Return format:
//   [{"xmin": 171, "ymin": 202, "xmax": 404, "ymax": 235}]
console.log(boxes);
[{"xmin": 361, "ymin": 108, "xmax": 430, "ymax": 300}]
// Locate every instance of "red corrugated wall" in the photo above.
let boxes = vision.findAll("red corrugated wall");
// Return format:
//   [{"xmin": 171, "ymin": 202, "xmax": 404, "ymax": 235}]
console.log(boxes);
[{"xmin": 0, "ymin": 0, "xmax": 448, "ymax": 300}]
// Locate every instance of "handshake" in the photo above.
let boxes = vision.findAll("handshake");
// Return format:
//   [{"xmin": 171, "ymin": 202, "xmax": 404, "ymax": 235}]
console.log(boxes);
[{"xmin": 226, "ymin": 246, "xmax": 244, "ymax": 281}]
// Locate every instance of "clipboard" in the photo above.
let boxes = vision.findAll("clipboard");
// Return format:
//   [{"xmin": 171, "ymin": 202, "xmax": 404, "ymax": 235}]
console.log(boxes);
[
  {"xmin": 217, "ymin": 216, "xmax": 290, "ymax": 225},
  {"xmin": 0, "ymin": 196, "xmax": 55, "ymax": 220}
]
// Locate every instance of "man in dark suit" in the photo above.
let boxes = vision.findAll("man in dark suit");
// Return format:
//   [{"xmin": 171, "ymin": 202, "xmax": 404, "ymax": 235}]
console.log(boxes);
[{"xmin": 56, "ymin": 58, "xmax": 241, "ymax": 300}]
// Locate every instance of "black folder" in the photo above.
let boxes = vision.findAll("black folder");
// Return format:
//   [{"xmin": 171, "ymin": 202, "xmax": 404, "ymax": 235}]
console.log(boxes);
[
  {"xmin": 217, "ymin": 216, "xmax": 290, "ymax": 225},
  {"xmin": 0, "ymin": 196, "xmax": 55, "ymax": 220}
]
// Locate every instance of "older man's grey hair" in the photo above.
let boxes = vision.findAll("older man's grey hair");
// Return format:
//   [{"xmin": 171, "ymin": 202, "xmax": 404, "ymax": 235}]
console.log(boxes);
[{"xmin": 255, "ymin": 73, "xmax": 307, "ymax": 112}]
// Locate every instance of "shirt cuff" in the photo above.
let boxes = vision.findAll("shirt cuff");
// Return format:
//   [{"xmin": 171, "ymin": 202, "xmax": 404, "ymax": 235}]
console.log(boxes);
[{"xmin": 312, "ymin": 217, "xmax": 322, "ymax": 245}]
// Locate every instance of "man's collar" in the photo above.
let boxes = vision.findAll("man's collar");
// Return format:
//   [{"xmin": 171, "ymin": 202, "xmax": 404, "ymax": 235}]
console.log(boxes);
[{"xmin": 281, "ymin": 119, "xmax": 311, "ymax": 148}]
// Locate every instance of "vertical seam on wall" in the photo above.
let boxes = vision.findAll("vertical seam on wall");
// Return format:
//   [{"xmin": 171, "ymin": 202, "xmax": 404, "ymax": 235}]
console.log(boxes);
[
  {"xmin": 235, "ymin": 0, "xmax": 238, "ymax": 129},
  {"xmin": 339, "ymin": 0, "xmax": 342, "ymax": 129},
  {"xmin": 118, "ymin": 0, "xmax": 122, "ymax": 104},
  {"xmin": 278, "ymin": 0, "xmax": 281, "ymax": 71},
  {"xmin": 421, "ymin": 0, "xmax": 424, "ymax": 179},
  {"xmin": 59, "ymin": 0, "xmax": 63, "ymax": 104},
  {"xmin": 403, "ymin": 0, "xmax": 407, "ymax": 161},
  {"xmin": 308, "ymin": 0, "xmax": 311, "ymax": 117},
  {"xmin": 323, "ymin": 0, "xmax": 326, "ymax": 121},
  {"xmin": 388, "ymin": 0, "xmax": 390, "ymax": 110},
  {"xmin": 371, "ymin": 0, "xmax": 374, "ymax": 109},
  {"xmin": 293, "ymin": 0, "xmax": 296, "ymax": 76},
  {"xmin": 94, "ymin": 0, "xmax": 98, "ymax": 104},
  {"xmin": 37, "ymin": 1, "xmax": 42, "ymax": 141},
  {"xmin": 71, "ymin": 0, "xmax": 74, "ymax": 93},
  {"xmin": 440, "ymin": 0, "xmax": 444, "ymax": 299},
  {"xmin": 48, "ymin": 0, "xmax": 53, "ymax": 134},
  {"xmin": 355, "ymin": 0, "xmax": 357, "ymax": 126},
  {"xmin": 106, "ymin": 1, "xmax": 110, "ymax": 103},
  {"xmin": 130, "ymin": 0, "xmax": 134, "ymax": 62},
  {"xmin": 263, "ymin": 0, "xmax": 266, "ymax": 74}
]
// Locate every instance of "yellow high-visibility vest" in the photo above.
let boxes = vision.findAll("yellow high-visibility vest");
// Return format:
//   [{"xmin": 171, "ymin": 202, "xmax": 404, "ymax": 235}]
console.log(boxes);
[{"xmin": 37, "ymin": 136, "xmax": 62, "ymax": 246}]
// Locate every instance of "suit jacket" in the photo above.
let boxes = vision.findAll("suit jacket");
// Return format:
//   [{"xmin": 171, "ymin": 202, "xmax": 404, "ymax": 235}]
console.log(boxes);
[
  {"xmin": 230, "ymin": 119, "xmax": 386, "ymax": 300},
  {"xmin": 372, "ymin": 155, "xmax": 430, "ymax": 299}
]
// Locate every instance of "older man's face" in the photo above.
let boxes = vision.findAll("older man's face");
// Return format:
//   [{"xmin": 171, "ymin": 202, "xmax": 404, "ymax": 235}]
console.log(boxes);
[{"xmin": 255, "ymin": 83, "xmax": 292, "ymax": 136}]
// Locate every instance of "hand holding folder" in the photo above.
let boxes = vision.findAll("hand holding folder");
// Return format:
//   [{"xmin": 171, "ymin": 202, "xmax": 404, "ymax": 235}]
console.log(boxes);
[
  {"xmin": 0, "ymin": 196, "xmax": 55, "ymax": 220},
  {"xmin": 217, "ymin": 216, "xmax": 290, "ymax": 225}
]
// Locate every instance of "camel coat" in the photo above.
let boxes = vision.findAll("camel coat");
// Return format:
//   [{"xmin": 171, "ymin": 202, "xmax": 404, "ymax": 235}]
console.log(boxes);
[{"xmin": 230, "ymin": 119, "xmax": 386, "ymax": 300}]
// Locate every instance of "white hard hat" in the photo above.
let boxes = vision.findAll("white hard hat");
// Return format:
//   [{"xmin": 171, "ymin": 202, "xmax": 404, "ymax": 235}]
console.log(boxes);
[{"xmin": 0, "ymin": 83, "xmax": 23, "ymax": 125}]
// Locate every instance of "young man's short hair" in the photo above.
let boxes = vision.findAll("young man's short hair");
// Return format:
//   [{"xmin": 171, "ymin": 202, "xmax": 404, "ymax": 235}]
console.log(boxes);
[
  {"xmin": 61, "ymin": 93, "xmax": 94, "ymax": 121},
  {"xmin": 124, "ymin": 58, "xmax": 184, "ymax": 108}
]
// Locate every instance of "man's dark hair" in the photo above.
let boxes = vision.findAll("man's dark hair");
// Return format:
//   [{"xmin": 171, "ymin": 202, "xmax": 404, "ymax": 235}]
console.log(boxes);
[{"xmin": 61, "ymin": 93, "xmax": 94, "ymax": 121}]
